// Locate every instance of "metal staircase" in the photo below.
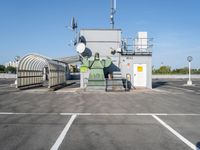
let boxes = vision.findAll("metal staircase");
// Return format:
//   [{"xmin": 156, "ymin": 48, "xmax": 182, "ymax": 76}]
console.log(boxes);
[{"xmin": 106, "ymin": 72, "xmax": 128, "ymax": 91}]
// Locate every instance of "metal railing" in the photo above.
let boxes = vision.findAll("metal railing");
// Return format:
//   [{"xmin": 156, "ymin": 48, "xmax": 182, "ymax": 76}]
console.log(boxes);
[
  {"xmin": 83, "ymin": 77, "xmax": 131, "ymax": 92},
  {"xmin": 121, "ymin": 38, "xmax": 153, "ymax": 55},
  {"xmin": 105, "ymin": 78, "xmax": 130, "ymax": 92}
]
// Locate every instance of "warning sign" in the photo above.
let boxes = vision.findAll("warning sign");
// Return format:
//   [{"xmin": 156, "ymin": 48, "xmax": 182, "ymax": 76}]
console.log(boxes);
[{"xmin": 137, "ymin": 66, "xmax": 143, "ymax": 72}]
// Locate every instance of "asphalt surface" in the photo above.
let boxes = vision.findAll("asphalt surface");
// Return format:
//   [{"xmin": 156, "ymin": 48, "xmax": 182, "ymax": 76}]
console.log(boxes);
[{"xmin": 0, "ymin": 78, "xmax": 200, "ymax": 150}]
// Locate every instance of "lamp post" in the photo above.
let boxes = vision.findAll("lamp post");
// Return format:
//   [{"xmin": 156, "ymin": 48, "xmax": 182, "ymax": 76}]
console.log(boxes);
[{"xmin": 187, "ymin": 56, "xmax": 193, "ymax": 85}]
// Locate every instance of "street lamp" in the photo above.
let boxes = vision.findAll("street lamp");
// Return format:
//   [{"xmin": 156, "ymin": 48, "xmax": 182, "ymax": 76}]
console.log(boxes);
[{"xmin": 187, "ymin": 56, "xmax": 193, "ymax": 85}]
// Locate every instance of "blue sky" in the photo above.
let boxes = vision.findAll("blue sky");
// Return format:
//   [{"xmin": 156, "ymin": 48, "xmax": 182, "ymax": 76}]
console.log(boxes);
[{"xmin": 0, "ymin": 0, "xmax": 199, "ymax": 69}]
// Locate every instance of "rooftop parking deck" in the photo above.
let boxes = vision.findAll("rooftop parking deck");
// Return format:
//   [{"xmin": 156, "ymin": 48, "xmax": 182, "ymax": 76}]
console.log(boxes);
[{"xmin": 0, "ymin": 78, "xmax": 200, "ymax": 150}]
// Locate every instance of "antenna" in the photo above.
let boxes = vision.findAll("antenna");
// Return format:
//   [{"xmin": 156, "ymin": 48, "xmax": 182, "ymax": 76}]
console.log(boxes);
[
  {"xmin": 68, "ymin": 17, "xmax": 79, "ymax": 45},
  {"xmin": 70, "ymin": 17, "xmax": 78, "ymax": 31},
  {"xmin": 110, "ymin": 0, "xmax": 116, "ymax": 29},
  {"xmin": 14, "ymin": 56, "xmax": 20, "ymax": 62}
]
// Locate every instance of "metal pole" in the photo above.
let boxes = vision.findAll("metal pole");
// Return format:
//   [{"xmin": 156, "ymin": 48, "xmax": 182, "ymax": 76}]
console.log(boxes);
[
  {"xmin": 189, "ymin": 61, "xmax": 191, "ymax": 82},
  {"xmin": 110, "ymin": 0, "xmax": 116, "ymax": 29},
  {"xmin": 186, "ymin": 56, "xmax": 193, "ymax": 86},
  {"xmin": 110, "ymin": 0, "xmax": 114, "ymax": 29}
]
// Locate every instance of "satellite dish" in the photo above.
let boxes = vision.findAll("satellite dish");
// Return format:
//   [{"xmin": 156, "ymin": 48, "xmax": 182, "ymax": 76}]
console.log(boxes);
[{"xmin": 76, "ymin": 43, "xmax": 86, "ymax": 53}]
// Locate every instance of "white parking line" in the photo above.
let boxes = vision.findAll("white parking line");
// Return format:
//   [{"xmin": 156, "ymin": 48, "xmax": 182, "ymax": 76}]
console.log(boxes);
[
  {"xmin": 1, "ymin": 112, "xmax": 200, "ymax": 116},
  {"xmin": 60, "ymin": 113, "xmax": 170, "ymax": 116},
  {"xmin": 50, "ymin": 114, "xmax": 77, "ymax": 150},
  {"xmin": 60, "ymin": 113, "xmax": 200, "ymax": 116},
  {"xmin": 0, "ymin": 112, "xmax": 61, "ymax": 115},
  {"xmin": 152, "ymin": 115, "xmax": 200, "ymax": 150}
]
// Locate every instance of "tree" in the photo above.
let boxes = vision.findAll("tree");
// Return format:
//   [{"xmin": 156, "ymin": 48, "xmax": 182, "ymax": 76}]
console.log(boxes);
[
  {"xmin": 0, "ymin": 65, "xmax": 5, "ymax": 73},
  {"xmin": 159, "ymin": 66, "xmax": 171, "ymax": 74},
  {"xmin": 5, "ymin": 66, "xmax": 16, "ymax": 74},
  {"xmin": 153, "ymin": 66, "xmax": 200, "ymax": 75},
  {"xmin": 153, "ymin": 66, "xmax": 171, "ymax": 74},
  {"xmin": 172, "ymin": 68, "xmax": 188, "ymax": 74}
]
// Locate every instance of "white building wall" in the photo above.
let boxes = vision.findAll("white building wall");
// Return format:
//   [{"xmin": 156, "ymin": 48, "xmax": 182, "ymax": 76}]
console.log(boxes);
[
  {"xmin": 120, "ymin": 55, "xmax": 152, "ymax": 88},
  {"xmin": 80, "ymin": 29, "xmax": 121, "ymax": 57}
]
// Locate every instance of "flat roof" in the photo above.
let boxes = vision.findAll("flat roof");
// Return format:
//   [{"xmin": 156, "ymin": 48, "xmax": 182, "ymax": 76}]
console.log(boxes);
[{"xmin": 80, "ymin": 28, "xmax": 122, "ymax": 31}]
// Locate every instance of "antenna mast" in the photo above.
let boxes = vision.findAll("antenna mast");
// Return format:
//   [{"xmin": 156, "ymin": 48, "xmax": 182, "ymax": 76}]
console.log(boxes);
[
  {"xmin": 69, "ymin": 17, "xmax": 78, "ymax": 45},
  {"xmin": 110, "ymin": 0, "xmax": 116, "ymax": 29}
]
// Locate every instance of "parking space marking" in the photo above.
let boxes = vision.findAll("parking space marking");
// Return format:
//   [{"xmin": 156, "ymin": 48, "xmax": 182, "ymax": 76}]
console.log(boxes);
[
  {"xmin": 1, "ymin": 112, "xmax": 200, "ymax": 149},
  {"xmin": 61, "ymin": 113, "xmax": 165, "ymax": 116},
  {"xmin": 152, "ymin": 115, "xmax": 200, "ymax": 150},
  {"xmin": 1, "ymin": 112, "xmax": 200, "ymax": 116},
  {"xmin": 50, "ymin": 114, "xmax": 77, "ymax": 150},
  {"xmin": 0, "ymin": 112, "xmax": 61, "ymax": 115},
  {"xmin": 61, "ymin": 113, "xmax": 200, "ymax": 116}
]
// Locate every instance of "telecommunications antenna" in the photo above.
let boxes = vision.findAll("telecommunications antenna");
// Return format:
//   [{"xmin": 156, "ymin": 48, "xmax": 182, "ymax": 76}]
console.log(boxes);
[
  {"xmin": 69, "ymin": 16, "xmax": 78, "ymax": 31},
  {"xmin": 110, "ymin": 0, "xmax": 117, "ymax": 29},
  {"xmin": 67, "ymin": 16, "xmax": 78, "ymax": 32},
  {"xmin": 14, "ymin": 56, "xmax": 20, "ymax": 62},
  {"xmin": 67, "ymin": 17, "xmax": 79, "ymax": 46}
]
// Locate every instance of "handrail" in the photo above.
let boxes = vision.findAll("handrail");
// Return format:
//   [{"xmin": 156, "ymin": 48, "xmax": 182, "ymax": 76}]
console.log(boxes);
[{"xmin": 105, "ymin": 78, "xmax": 129, "ymax": 91}]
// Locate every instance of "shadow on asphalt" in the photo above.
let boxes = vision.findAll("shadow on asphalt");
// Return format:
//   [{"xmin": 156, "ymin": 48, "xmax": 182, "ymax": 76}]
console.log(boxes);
[
  {"xmin": 66, "ymin": 80, "xmax": 80, "ymax": 88},
  {"xmin": 196, "ymin": 142, "xmax": 200, "ymax": 149},
  {"xmin": 152, "ymin": 81, "xmax": 168, "ymax": 88}
]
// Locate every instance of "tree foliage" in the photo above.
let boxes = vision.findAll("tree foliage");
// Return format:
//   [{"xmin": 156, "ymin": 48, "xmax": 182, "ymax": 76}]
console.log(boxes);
[
  {"xmin": 153, "ymin": 66, "xmax": 200, "ymax": 74},
  {"xmin": 153, "ymin": 66, "xmax": 171, "ymax": 74},
  {"xmin": 5, "ymin": 66, "xmax": 16, "ymax": 73},
  {"xmin": 0, "ymin": 65, "xmax": 5, "ymax": 73},
  {"xmin": 0, "ymin": 64, "xmax": 17, "ymax": 74}
]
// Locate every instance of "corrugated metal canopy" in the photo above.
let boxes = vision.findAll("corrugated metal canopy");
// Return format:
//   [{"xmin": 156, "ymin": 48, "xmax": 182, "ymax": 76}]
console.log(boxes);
[{"xmin": 17, "ymin": 54, "xmax": 67, "ymax": 89}]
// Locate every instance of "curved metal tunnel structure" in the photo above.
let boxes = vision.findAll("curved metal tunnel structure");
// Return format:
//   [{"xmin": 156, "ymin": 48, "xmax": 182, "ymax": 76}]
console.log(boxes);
[{"xmin": 17, "ymin": 54, "xmax": 67, "ymax": 89}]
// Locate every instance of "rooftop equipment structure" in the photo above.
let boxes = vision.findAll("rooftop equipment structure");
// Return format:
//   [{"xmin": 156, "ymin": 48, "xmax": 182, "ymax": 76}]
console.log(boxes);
[
  {"xmin": 81, "ymin": 53, "xmax": 112, "ymax": 90},
  {"xmin": 79, "ymin": 30, "xmax": 153, "ymax": 89},
  {"xmin": 68, "ymin": 0, "xmax": 153, "ymax": 90},
  {"xmin": 17, "ymin": 54, "xmax": 67, "ymax": 89}
]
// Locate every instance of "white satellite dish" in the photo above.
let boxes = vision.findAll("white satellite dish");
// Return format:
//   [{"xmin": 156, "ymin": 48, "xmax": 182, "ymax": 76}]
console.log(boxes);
[{"xmin": 76, "ymin": 43, "xmax": 86, "ymax": 53}]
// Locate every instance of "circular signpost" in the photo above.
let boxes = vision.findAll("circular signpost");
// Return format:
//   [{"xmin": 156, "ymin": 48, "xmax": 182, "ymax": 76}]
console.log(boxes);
[
  {"xmin": 187, "ymin": 56, "xmax": 193, "ymax": 85},
  {"xmin": 187, "ymin": 56, "xmax": 193, "ymax": 62}
]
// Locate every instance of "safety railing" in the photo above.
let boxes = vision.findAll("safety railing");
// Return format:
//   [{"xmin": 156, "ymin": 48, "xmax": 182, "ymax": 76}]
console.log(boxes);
[{"xmin": 105, "ymin": 78, "xmax": 130, "ymax": 92}]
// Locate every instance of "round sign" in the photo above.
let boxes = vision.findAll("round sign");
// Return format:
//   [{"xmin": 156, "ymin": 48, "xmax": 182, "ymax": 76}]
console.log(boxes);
[
  {"xmin": 187, "ymin": 56, "xmax": 193, "ymax": 62},
  {"xmin": 76, "ymin": 43, "xmax": 86, "ymax": 53}
]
